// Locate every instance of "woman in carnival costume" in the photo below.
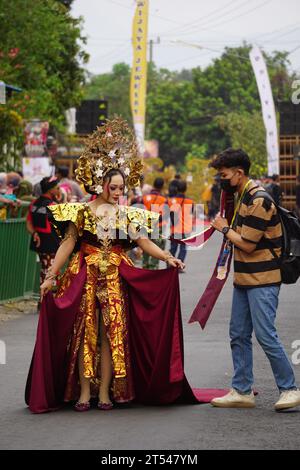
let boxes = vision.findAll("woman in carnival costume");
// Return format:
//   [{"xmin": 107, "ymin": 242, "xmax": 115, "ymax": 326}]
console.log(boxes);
[{"xmin": 25, "ymin": 118, "xmax": 219, "ymax": 413}]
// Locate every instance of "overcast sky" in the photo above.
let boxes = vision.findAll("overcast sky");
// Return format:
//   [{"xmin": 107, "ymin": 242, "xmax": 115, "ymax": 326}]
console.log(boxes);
[{"xmin": 72, "ymin": 0, "xmax": 300, "ymax": 76}]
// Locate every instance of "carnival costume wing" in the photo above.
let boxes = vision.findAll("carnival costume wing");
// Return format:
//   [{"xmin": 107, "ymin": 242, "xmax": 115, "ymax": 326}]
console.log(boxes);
[{"xmin": 47, "ymin": 202, "xmax": 93, "ymax": 238}]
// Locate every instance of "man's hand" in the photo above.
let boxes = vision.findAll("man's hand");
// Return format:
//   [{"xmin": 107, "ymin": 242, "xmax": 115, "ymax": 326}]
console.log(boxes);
[{"xmin": 210, "ymin": 214, "xmax": 229, "ymax": 233}]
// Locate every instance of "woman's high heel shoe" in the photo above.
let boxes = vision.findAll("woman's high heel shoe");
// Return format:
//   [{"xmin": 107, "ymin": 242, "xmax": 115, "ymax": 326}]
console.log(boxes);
[
  {"xmin": 97, "ymin": 401, "xmax": 113, "ymax": 410},
  {"xmin": 74, "ymin": 401, "xmax": 91, "ymax": 412}
]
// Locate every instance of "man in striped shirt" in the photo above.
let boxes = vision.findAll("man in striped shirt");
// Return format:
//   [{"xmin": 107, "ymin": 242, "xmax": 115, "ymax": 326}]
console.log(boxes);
[{"xmin": 209, "ymin": 148, "xmax": 300, "ymax": 411}]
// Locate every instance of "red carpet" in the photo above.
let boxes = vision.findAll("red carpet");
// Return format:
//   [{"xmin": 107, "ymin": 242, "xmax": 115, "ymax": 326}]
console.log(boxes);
[
  {"xmin": 193, "ymin": 388, "xmax": 258, "ymax": 403},
  {"xmin": 193, "ymin": 388, "xmax": 229, "ymax": 403}
]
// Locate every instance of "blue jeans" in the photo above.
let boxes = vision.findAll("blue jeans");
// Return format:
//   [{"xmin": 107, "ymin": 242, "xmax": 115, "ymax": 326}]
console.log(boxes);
[
  {"xmin": 170, "ymin": 239, "xmax": 188, "ymax": 263},
  {"xmin": 230, "ymin": 286, "xmax": 297, "ymax": 394}
]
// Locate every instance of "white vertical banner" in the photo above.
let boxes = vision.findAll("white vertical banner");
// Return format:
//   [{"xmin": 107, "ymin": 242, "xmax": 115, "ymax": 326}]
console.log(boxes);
[
  {"xmin": 65, "ymin": 108, "xmax": 76, "ymax": 134},
  {"xmin": 249, "ymin": 46, "xmax": 279, "ymax": 175},
  {"xmin": 0, "ymin": 81, "xmax": 6, "ymax": 104}
]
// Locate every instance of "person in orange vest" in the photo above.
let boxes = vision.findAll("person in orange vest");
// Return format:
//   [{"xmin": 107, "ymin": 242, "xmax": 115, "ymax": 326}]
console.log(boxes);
[
  {"xmin": 142, "ymin": 177, "xmax": 169, "ymax": 269},
  {"xmin": 169, "ymin": 180, "xmax": 194, "ymax": 271}
]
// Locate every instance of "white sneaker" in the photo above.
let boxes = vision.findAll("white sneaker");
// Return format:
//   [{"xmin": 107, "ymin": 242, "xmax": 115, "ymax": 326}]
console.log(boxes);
[
  {"xmin": 211, "ymin": 388, "xmax": 255, "ymax": 408},
  {"xmin": 274, "ymin": 390, "xmax": 300, "ymax": 411}
]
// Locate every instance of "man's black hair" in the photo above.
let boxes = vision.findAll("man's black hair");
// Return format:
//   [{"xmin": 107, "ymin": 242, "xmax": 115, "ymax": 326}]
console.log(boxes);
[
  {"xmin": 177, "ymin": 180, "xmax": 187, "ymax": 193},
  {"xmin": 168, "ymin": 182, "xmax": 178, "ymax": 197},
  {"xmin": 210, "ymin": 148, "xmax": 251, "ymax": 176},
  {"xmin": 40, "ymin": 177, "xmax": 58, "ymax": 194},
  {"xmin": 153, "ymin": 177, "xmax": 164, "ymax": 190}
]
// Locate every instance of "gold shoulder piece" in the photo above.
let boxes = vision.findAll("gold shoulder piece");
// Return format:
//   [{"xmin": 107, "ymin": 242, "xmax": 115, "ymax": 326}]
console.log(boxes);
[
  {"xmin": 48, "ymin": 203, "xmax": 87, "ymax": 238},
  {"xmin": 121, "ymin": 205, "xmax": 159, "ymax": 234},
  {"xmin": 48, "ymin": 203, "xmax": 85, "ymax": 221}
]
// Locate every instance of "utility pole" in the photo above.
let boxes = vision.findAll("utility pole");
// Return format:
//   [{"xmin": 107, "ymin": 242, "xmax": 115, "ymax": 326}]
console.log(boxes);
[{"xmin": 149, "ymin": 37, "xmax": 160, "ymax": 65}]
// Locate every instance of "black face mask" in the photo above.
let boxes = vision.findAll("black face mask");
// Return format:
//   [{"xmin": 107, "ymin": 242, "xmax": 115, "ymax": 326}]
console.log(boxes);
[{"xmin": 220, "ymin": 176, "xmax": 238, "ymax": 194}]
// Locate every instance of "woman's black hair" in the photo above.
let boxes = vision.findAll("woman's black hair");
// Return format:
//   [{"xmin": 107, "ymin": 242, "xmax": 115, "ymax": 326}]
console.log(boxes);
[{"xmin": 84, "ymin": 168, "xmax": 125, "ymax": 195}]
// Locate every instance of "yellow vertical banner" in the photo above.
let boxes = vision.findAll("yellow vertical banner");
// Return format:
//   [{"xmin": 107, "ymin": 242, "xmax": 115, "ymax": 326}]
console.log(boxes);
[{"xmin": 130, "ymin": 0, "xmax": 149, "ymax": 152}]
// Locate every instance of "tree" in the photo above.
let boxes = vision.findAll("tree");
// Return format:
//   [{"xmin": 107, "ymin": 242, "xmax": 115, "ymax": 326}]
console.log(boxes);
[
  {"xmin": 0, "ymin": 108, "xmax": 23, "ymax": 171},
  {"xmin": 189, "ymin": 44, "xmax": 292, "ymax": 159},
  {"xmin": 146, "ymin": 79, "xmax": 196, "ymax": 166},
  {"xmin": 185, "ymin": 144, "xmax": 208, "ymax": 162},
  {"xmin": 82, "ymin": 45, "xmax": 294, "ymax": 175},
  {"xmin": 0, "ymin": 0, "xmax": 88, "ymax": 129},
  {"xmin": 216, "ymin": 112, "xmax": 268, "ymax": 177},
  {"xmin": 56, "ymin": 0, "xmax": 74, "ymax": 7},
  {"xmin": 84, "ymin": 63, "xmax": 132, "ymax": 122}
]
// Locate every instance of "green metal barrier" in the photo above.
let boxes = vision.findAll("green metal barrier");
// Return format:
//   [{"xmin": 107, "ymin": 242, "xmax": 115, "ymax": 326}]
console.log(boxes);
[{"xmin": 0, "ymin": 203, "xmax": 40, "ymax": 303}]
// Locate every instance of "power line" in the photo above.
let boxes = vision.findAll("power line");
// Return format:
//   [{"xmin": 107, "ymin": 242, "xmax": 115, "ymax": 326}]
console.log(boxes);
[
  {"xmin": 88, "ymin": 37, "xmax": 131, "ymax": 43},
  {"xmin": 90, "ymin": 42, "xmax": 130, "ymax": 66},
  {"xmin": 162, "ymin": 51, "xmax": 212, "ymax": 69},
  {"xmin": 204, "ymin": 0, "xmax": 273, "ymax": 31},
  {"xmin": 253, "ymin": 22, "xmax": 300, "ymax": 40},
  {"xmin": 262, "ymin": 26, "xmax": 300, "ymax": 44},
  {"xmin": 160, "ymin": 0, "xmax": 241, "ymax": 36},
  {"xmin": 159, "ymin": 0, "xmax": 273, "ymax": 41},
  {"xmin": 159, "ymin": 0, "xmax": 247, "ymax": 37},
  {"xmin": 159, "ymin": 0, "xmax": 272, "ymax": 38},
  {"xmin": 84, "ymin": 1, "xmax": 299, "ymax": 75},
  {"xmin": 164, "ymin": 40, "xmax": 297, "ymax": 72},
  {"xmin": 288, "ymin": 45, "xmax": 300, "ymax": 56},
  {"xmin": 105, "ymin": 0, "xmax": 182, "ymax": 26}
]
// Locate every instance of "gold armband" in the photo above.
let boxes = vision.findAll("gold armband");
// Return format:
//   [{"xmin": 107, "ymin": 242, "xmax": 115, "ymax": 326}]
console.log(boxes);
[{"xmin": 60, "ymin": 232, "xmax": 78, "ymax": 245}]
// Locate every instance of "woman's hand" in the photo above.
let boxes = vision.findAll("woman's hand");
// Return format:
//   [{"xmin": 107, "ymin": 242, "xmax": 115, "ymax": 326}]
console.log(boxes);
[
  {"xmin": 40, "ymin": 279, "xmax": 53, "ymax": 301},
  {"xmin": 33, "ymin": 231, "xmax": 41, "ymax": 248},
  {"xmin": 136, "ymin": 238, "xmax": 185, "ymax": 270},
  {"xmin": 166, "ymin": 257, "xmax": 185, "ymax": 270}
]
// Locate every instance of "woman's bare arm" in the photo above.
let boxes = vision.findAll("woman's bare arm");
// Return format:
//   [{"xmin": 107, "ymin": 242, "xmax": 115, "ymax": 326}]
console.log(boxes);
[
  {"xmin": 48, "ymin": 222, "xmax": 78, "ymax": 275},
  {"xmin": 136, "ymin": 237, "xmax": 185, "ymax": 269},
  {"xmin": 40, "ymin": 222, "xmax": 78, "ymax": 298}
]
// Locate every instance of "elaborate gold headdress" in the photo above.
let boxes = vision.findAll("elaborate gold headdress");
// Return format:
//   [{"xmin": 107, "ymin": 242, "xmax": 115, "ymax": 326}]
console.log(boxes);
[{"xmin": 75, "ymin": 117, "xmax": 143, "ymax": 194}]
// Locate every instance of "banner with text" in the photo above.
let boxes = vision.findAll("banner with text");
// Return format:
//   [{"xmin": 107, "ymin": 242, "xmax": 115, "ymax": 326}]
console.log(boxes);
[
  {"xmin": 250, "ymin": 46, "xmax": 279, "ymax": 175},
  {"xmin": 130, "ymin": 0, "xmax": 149, "ymax": 152}
]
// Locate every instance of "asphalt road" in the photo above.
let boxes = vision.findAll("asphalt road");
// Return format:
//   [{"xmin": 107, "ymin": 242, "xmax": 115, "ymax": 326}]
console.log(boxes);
[{"xmin": 1, "ymin": 234, "xmax": 300, "ymax": 450}]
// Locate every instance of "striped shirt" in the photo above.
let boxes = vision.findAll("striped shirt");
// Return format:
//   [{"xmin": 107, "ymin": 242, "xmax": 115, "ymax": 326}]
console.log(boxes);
[{"xmin": 233, "ymin": 181, "xmax": 282, "ymax": 288}]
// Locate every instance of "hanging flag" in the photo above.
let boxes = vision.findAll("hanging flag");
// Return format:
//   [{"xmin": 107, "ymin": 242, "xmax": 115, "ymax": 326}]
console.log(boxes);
[
  {"xmin": 249, "ymin": 46, "xmax": 279, "ymax": 175},
  {"xmin": 130, "ymin": 0, "xmax": 149, "ymax": 152}
]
